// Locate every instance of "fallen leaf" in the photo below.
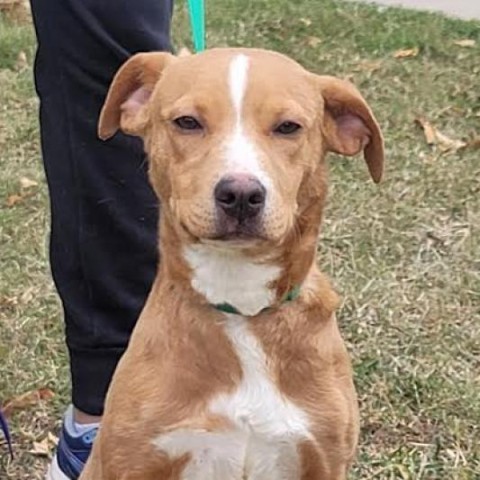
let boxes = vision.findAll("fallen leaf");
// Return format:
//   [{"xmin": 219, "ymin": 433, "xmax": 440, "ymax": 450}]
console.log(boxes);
[
  {"xmin": 5, "ymin": 184, "xmax": 37, "ymax": 207},
  {"xmin": 0, "ymin": 0, "xmax": 30, "ymax": 23},
  {"xmin": 394, "ymin": 47, "xmax": 419, "ymax": 58},
  {"xmin": 466, "ymin": 136, "xmax": 480, "ymax": 149},
  {"xmin": 6, "ymin": 193, "xmax": 23, "ymax": 207},
  {"xmin": 30, "ymin": 437, "xmax": 51, "ymax": 457},
  {"xmin": 47, "ymin": 431, "xmax": 59, "ymax": 447},
  {"xmin": 14, "ymin": 50, "xmax": 28, "ymax": 71},
  {"xmin": 0, "ymin": 0, "xmax": 20, "ymax": 12},
  {"xmin": 396, "ymin": 464, "xmax": 410, "ymax": 480},
  {"xmin": 307, "ymin": 36, "xmax": 321, "ymax": 48},
  {"xmin": 29, "ymin": 432, "xmax": 58, "ymax": 457},
  {"xmin": 3, "ymin": 388, "xmax": 55, "ymax": 417},
  {"xmin": 354, "ymin": 60, "xmax": 382, "ymax": 73},
  {"xmin": 415, "ymin": 117, "xmax": 436, "ymax": 145},
  {"xmin": 0, "ymin": 295, "xmax": 18, "ymax": 307},
  {"xmin": 299, "ymin": 17, "xmax": 312, "ymax": 27},
  {"xmin": 415, "ymin": 117, "xmax": 467, "ymax": 152},
  {"xmin": 453, "ymin": 39, "xmax": 476, "ymax": 48},
  {"xmin": 20, "ymin": 286, "xmax": 36, "ymax": 304},
  {"xmin": 435, "ymin": 130, "xmax": 467, "ymax": 152},
  {"xmin": 19, "ymin": 176, "xmax": 38, "ymax": 189},
  {"xmin": 418, "ymin": 151, "xmax": 439, "ymax": 165}
]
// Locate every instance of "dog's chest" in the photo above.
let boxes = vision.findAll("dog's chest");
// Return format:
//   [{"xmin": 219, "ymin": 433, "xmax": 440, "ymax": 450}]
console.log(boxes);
[
  {"xmin": 210, "ymin": 315, "xmax": 310, "ymax": 438},
  {"xmin": 154, "ymin": 316, "xmax": 311, "ymax": 479}
]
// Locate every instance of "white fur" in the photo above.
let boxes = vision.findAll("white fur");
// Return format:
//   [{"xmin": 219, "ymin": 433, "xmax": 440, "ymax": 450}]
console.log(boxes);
[
  {"xmin": 210, "ymin": 316, "xmax": 311, "ymax": 442},
  {"xmin": 184, "ymin": 244, "xmax": 280, "ymax": 316},
  {"xmin": 154, "ymin": 429, "xmax": 301, "ymax": 480},
  {"xmin": 229, "ymin": 54, "xmax": 249, "ymax": 122},
  {"xmin": 243, "ymin": 435, "xmax": 302, "ymax": 479},
  {"xmin": 153, "ymin": 316, "xmax": 310, "ymax": 479},
  {"xmin": 224, "ymin": 128, "xmax": 273, "ymax": 194},
  {"xmin": 224, "ymin": 55, "xmax": 273, "ymax": 193},
  {"xmin": 209, "ymin": 315, "xmax": 310, "ymax": 478},
  {"xmin": 154, "ymin": 429, "xmax": 247, "ymax": 479}
]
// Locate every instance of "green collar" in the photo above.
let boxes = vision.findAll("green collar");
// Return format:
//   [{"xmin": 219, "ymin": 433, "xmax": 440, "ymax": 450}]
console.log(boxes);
[{"xmin": 212, "ymin": 285, "xmax": 301, "ymax": 316}]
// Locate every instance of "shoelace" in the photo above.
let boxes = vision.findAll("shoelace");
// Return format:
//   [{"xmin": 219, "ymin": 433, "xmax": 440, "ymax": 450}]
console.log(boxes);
[{"xmin": 0, "ymin": 409, "xmax": 13, "ymax": 458}]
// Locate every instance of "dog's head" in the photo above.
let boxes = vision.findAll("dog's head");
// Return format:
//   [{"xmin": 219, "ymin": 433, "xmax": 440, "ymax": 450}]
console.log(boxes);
[{"xmin": 99, "ymin": 48, "xmax": 383, "ymax": 249}]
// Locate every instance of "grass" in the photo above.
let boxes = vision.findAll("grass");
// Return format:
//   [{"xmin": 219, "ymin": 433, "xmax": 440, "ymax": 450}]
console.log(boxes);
[{"xmin": 0, "ymin": 0, "xmax": 479, "ymax": 478}]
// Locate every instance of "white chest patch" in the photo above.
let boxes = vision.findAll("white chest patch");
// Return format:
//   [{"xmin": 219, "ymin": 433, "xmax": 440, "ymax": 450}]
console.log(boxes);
[
  {"xmin": 153, "ymin": 316, "xmax": 311, "ymax": 479},
  {"xmin": 154, "ymin": 429, "xmax": 247, "ymax": 479},
  {"xmin": 210, "ymin": 316, "xmax": 311, "ymax": 440},
  {"xmin": 184, "ymin": 244, "xmax": 280, "ymax": 316}
]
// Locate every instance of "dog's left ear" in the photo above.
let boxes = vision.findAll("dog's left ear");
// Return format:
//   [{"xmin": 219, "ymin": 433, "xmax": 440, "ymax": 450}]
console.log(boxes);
[
  {"xmin": 316, "ymin": 75, "xmax": 384, "ymax": 183},
  {"xmin": 98, "ymin": 52, "xmax": 175, "ymax": 140}
]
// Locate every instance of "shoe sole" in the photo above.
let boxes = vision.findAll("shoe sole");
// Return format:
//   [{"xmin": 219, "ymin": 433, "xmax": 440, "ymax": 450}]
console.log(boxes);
[{"xmin": 45, "ymin": 455, "xmax": 71, "ymax": 480}]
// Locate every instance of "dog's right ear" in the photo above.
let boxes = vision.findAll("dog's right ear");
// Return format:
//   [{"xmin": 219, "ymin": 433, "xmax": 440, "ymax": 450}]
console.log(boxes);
[{"xmin": 98, "ymin": 52, "xmax": 175, "ymax": 140}]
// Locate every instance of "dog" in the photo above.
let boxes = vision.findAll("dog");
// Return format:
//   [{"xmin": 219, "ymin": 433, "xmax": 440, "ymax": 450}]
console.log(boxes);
[{"xmin": 79, "ymin": 47, "xmax": 384, "ymax": 480}]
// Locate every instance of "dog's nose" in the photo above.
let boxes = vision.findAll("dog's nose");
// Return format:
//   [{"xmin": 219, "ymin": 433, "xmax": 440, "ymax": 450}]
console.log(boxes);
[{"xmin": 214, "ymin": 175, "xmax": 266, "ymax": 221}]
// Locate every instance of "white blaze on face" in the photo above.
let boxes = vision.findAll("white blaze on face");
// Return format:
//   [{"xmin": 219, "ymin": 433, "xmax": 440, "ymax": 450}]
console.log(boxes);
[
  {"xmin": 229, "ymin": 54, "xmax": 249, "ymax": 123},
  {"xmin": 225, "ymin": 54, "xmax": 272, "ymax": 193}
]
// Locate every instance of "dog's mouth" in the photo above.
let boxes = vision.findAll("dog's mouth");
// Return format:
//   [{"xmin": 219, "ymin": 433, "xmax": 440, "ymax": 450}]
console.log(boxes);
[
  {"xmin": 199, "ymin": 234, "xmax": 268, "ymax": 256},
  {"xmin": 179, "ymin": 219, "xmax": 266, "ymax": 246},
  {"xmin": 212, "ymin": 218, "xmax": 266, "ymax": 243},
  {"xmin": 212, "ymin": 232, "xmax": 265, "ymax": 244}
]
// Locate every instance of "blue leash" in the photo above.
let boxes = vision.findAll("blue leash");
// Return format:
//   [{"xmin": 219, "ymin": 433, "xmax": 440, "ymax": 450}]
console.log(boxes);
[
  {"xmin": 0, "ymin": 409, "xmax": 13, "ymax": 458},
  {"xmin": 187, "ymin": 0, "xmax": 206, "ymax": 52}
]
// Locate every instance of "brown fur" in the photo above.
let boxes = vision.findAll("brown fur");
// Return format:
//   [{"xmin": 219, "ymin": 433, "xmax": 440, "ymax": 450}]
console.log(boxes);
[{"xmin": 79, "ymin": 47, "xmax": 384, "ymax": 480}]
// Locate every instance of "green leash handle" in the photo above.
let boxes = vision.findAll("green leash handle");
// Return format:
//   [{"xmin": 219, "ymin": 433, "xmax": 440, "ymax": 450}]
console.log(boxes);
[{"xmin": 187, "ymin": 0, "xmax": 206, "ymax": 52}]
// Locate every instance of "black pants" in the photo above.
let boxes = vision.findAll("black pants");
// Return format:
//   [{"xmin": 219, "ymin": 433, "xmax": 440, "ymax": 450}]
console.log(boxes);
[{"xmin": 30, "ymin": 0, "xmax": 173, "ymax": 416}]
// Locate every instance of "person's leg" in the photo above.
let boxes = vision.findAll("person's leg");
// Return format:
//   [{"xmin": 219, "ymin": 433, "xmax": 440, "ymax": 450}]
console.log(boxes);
[{"xmin": 30, "ymin": 0, "xmax": 173, "ymax": 420}]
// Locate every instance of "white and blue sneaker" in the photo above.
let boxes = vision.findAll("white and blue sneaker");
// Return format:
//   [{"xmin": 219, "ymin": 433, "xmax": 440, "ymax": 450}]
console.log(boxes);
[{"xmin": 46, "ymin": 406, "xmax": 98, "ymax": 480}]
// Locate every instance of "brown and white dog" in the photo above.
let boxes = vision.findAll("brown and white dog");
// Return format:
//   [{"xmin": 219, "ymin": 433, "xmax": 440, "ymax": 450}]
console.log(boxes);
[{"xmin": 79, "ymin": 48, "xmax": 384, "ymax": 480}]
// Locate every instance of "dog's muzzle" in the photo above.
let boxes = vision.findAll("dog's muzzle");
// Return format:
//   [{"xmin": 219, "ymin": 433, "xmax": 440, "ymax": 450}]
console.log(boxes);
[{"xmin": 213, "ymin": 173, "xmax": 266, "ymax": 239}]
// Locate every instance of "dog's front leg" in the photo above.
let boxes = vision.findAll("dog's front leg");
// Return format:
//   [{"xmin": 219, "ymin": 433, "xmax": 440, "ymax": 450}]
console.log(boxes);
[
  {"xmin": 298, "ymin": 440, "xmax": 351, "ymax": 480},
  {"xmin": 78, "ymin": 443, "xmax": 106, "ymax": 480}
]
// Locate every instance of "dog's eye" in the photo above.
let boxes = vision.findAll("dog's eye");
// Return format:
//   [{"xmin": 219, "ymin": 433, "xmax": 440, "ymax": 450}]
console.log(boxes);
[
  {"xmin": 274, "ymin": 121, "xmax": 302, "ymax": 135},
  {"xmin": 174, "ymin": 116, "xmax": 203, "ymax": 131}
]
